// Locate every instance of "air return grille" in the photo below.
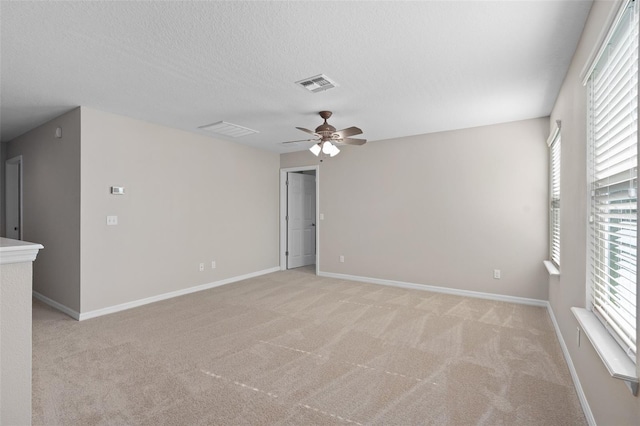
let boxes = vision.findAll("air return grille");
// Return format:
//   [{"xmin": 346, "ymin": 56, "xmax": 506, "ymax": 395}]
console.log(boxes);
[
  {"xmin": 295, "ymin": 74, "xmax": 338, "ymax": 93},
  {"xmin": 198, "ymin": 121, "xmax": 258, "ymax": 137}
]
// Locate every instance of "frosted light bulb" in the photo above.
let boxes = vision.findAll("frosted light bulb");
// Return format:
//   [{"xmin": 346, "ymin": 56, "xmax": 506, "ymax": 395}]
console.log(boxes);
[
  {"xmin": 309, "ymin": 144, "xmax": 321, "ymax": 156},
  {"xmin": 322, "ymin": 142, "xmax": 333, "ymax": 154}
]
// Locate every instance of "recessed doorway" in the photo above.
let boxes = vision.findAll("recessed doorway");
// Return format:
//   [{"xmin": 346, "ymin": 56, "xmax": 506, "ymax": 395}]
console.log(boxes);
[
  {"xmin": 280, "ymin": 166, "xmax": 319, "ymax": 274},
  {"xmin": 5, "ymin": 155, "xmax": 23, "ymax": 240}
]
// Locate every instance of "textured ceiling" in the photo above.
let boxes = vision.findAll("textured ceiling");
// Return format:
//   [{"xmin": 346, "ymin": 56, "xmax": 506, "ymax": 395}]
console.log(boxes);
[{"xmin": 1, "ymin": 1, "xmax": 593, "ymax": 152}]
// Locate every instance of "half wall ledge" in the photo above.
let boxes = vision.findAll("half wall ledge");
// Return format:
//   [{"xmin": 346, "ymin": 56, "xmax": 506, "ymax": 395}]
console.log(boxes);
[
  {"xmin": 0, "ymin": 237, "xmax": 44, "ymax": 264},
  {"xmin": 571, "ymin": 307, "xmax": 638, "ymax": 396}
]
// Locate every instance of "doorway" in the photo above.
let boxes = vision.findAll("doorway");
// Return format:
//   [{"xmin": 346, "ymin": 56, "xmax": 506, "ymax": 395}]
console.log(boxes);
[
  {"xmin": 5, "ymin": 155, "xmax": 23, "ymax": 240},
  {"xmin": 280, "ymin": 166, "xmax": 319, "ymax": 273}
]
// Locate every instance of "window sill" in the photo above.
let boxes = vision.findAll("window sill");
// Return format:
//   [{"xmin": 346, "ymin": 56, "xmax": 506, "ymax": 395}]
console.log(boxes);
[
  {"xmin": 571, "ymin": 307, "xmax": 638, "ymax": 395},
  {"xmin": 543, "ymin": 260, "xmax": 560, "ymax": 276}
]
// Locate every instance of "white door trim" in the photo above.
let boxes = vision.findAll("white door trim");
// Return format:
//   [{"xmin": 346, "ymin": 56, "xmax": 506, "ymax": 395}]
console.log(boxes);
[
  {"xmin": 5, "ymin": 155, "xmax": 23, "ymax": 240},
  {"xmin": 280, "ymin": 166, "xmax": 319, "ymax": 274}
]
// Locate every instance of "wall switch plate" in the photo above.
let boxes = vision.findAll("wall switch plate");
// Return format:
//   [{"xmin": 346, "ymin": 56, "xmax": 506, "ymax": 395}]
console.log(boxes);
[
  {"xmin": 106, "ymin": 216, "xmax": 118, "ymax": 226},
  {"xmin": 493, "ymin": 269, "xmax": 501, "ymax": 279},
  {"xmin": 111, "ymin": 186, "xmax": 125, "ymax": 195},
  {"xmin": 320, "ymin": 213, "xmax": 325, "ymax": 220},
  {"xmin": 199, "ymin": 263, "xmax": 205, "ymax": 272},
  {"xmin": 211, "ymin": 261, "xmax": 216, "ymax": 269},
  {"xmin": 339, "ymin": 255, "xmax": 344, "ymax": 263}
]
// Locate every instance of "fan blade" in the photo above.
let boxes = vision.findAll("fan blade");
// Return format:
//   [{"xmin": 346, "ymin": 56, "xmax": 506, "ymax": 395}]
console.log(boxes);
[
  {"xmin": 334, "ymin": 126, "xmax": 363, "ymax": 138},
  {"xmin": 296, "ymin": 127, "xmax": 318, "ymax": 136},
  {"xmin": 281, "ymin": 138, "xmax": 317, "ymax": 144},
  {"xmin": 339, "ymin": 137, "xmax": 367, "ymax": 146}
]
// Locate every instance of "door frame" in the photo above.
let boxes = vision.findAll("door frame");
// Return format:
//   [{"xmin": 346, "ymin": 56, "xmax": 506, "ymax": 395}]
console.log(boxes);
[
  {"xmin": 5, "ymin": 155, "xmax": 23, "ymax": 240},
  {"xmin": 280, "ymin": 165, "xmax": 319, "ymax": 274}
]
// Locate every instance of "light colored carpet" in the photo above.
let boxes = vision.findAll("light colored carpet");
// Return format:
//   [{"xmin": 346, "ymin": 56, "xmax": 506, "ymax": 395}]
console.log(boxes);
[{"xmin": 32, "ymin": 268, "xmax": 586, "ymax": 425}]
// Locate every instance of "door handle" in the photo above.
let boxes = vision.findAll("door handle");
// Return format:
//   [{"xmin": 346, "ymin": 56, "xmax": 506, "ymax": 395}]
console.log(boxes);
[
  {"xmin": 14, "ymin": 227, "xmax": 18, "ymax": 231},
  {"xmin": 311, "ymin": 223, "xmax": 315, "ymax": 226}
]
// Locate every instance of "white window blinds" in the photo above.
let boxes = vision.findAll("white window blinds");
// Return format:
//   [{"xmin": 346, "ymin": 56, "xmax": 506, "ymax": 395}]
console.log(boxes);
[
  {"xmin": 549, "ymin": 125, "xmax": 561, "ymax": 268},
  {"xmin": 587, "ymin": 0, "xmax": 638, "ymax": 357}
]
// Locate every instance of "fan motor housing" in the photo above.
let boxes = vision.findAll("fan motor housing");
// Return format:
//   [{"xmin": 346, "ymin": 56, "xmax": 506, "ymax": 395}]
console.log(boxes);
[
  {"xmin": 316, "ymin": 123, "xmax": 336, "ymax": 135},
  {"xmin": 316, "ymin": 111, "xmax": 336, "ymax": 135}
]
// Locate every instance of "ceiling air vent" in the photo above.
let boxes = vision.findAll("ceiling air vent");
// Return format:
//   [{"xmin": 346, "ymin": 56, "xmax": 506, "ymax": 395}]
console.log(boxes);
[
  {"xmin": 295, "ymin": 74, "xmax": 338, "ymax": 93},
  {"xmin": 198, "ymin": 121, "xmax": 258, "ymax": 137}
]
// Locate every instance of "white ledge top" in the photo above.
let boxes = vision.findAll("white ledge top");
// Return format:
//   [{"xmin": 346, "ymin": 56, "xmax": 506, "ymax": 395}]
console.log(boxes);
[
  {"xmin": 0, "ymin": 238, "xmax": 44, "ymax": 264},
  {"xmin": 571, "ymin": 307, "xmax": 638, "ymax": 394},
  {"xmin": 543, "ymin": 260, "xmax": 560, "ymax": 276}
]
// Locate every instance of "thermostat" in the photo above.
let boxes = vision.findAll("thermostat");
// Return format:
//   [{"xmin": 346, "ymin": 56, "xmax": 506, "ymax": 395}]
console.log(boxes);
[{"xmin": 110, "ymin": 186, "xmax": 125, "ymax": 195}]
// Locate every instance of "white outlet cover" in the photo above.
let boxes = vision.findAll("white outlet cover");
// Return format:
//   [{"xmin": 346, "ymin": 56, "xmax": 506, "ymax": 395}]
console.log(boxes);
[{"xmin": 106, "ymin": 215, "xmax": 118, "ymax": 225}]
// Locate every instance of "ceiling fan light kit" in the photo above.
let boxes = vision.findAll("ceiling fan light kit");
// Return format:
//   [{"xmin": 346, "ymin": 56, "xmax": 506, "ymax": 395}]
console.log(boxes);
[
  {"xmin": 285, "ymin": 110, "xmax": 366, "ymax": 159},
  {"xmin": 310, "ymin": 141, "xmax": 340, "ymax": 157}
]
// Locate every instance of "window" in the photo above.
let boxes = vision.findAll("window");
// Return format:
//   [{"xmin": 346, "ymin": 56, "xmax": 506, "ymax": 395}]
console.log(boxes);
[
  {"xmin": 587, "ymin": 0, "xmax": 638, "ymax": 358},
  {"xmin": 548, "ymin": 124, "xmax": 561, "ymax": 269}
]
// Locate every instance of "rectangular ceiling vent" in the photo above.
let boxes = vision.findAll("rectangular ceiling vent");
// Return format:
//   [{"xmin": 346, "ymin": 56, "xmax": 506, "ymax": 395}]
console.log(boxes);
[
  {"xmin": 198, "ymin": 121, "xmax": 258, "ymax": 138},
  {"xmin": 295, "ymin": 74, "xmax": 338, "ymax": 93}
]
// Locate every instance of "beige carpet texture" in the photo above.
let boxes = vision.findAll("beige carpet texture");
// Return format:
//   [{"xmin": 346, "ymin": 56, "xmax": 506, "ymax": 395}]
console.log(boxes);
[{"xmin": 32, "ymin": 267, "xmax": 586, "ymax": 425}]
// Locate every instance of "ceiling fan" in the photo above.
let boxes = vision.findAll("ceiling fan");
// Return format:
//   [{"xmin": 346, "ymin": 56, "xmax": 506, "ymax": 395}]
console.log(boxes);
[{"xmin": 282, "ymin": 111, "xmax": 366, "ymax": 157}]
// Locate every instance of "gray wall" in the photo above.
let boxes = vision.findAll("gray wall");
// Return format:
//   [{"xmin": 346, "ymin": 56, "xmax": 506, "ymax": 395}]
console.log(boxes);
[
  {"xmin": 79, "ymin": 107, "xmax": 280, "ymax": 312},
  {"xmin": 1, "ymin": 142, "xmax": 6, "ymax": 236},
  {"xmin": 282, "ymin": 117, "xmax": 549, "ymax": 301},
  {"xmin": 549, "ymin": 0, "xmax": 640, "ymax": 423},
  {"xmin": 6, "ymin": 108, "xmax": 82, "ymax": 311},
  {"xmin": 5, "ymin": 106, "xmax": 280, "ymax": 315}
]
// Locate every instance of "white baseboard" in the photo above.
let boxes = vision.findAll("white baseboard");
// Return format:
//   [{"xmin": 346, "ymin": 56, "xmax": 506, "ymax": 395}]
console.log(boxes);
[
  {"xmin": 33, "ymin": 266, "xmax": 279, "ymax": 321},
  {"xmin": 78, "ymin": 266, "xmax": 280, "ymax": 321},
  {"xmin": 318, "ymin": 271, "xmax": 547, "ymax": 307},
  {"xmin": 32, "ymin": 291, "xmax": 80, "ymax": 320},
  {"xmin": 546, "ymin": 303, "xmax": 595, "ymax": 426}
]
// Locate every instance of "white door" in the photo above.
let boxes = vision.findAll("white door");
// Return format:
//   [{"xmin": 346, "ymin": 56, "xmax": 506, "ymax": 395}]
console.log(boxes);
[
  {"xmin": 287, "ymin": 172, "xmax": 316, "ymax": 269},
  {"xmin": 5, "ymin": 156, "xmax": 22, "ymax": 240}
]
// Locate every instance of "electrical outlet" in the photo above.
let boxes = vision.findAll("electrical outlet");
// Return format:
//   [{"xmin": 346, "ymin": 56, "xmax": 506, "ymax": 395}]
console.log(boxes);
[
  {"xmin": 339, "ymin": 255, "xmax": 345, "ymax": 263},
  {"xmin": 199, "ymin": 263, "xmax": 204, "ymax": 272},
  {"xmin": 106, "ymin": 215, "xmax": 118, "ymax": 226},
  {"xmin": 493, "ymin": 269, "xmax": 501, "ymax": 279},
  {"xmin": 211, "ymin": 261, "xmax": 216, "ymax": 269}
]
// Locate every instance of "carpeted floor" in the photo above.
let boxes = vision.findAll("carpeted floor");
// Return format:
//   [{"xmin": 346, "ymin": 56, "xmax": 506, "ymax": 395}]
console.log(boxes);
[{"xmin": 32, "ymin": 267, "xmax": 586, "ymax": 425}]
